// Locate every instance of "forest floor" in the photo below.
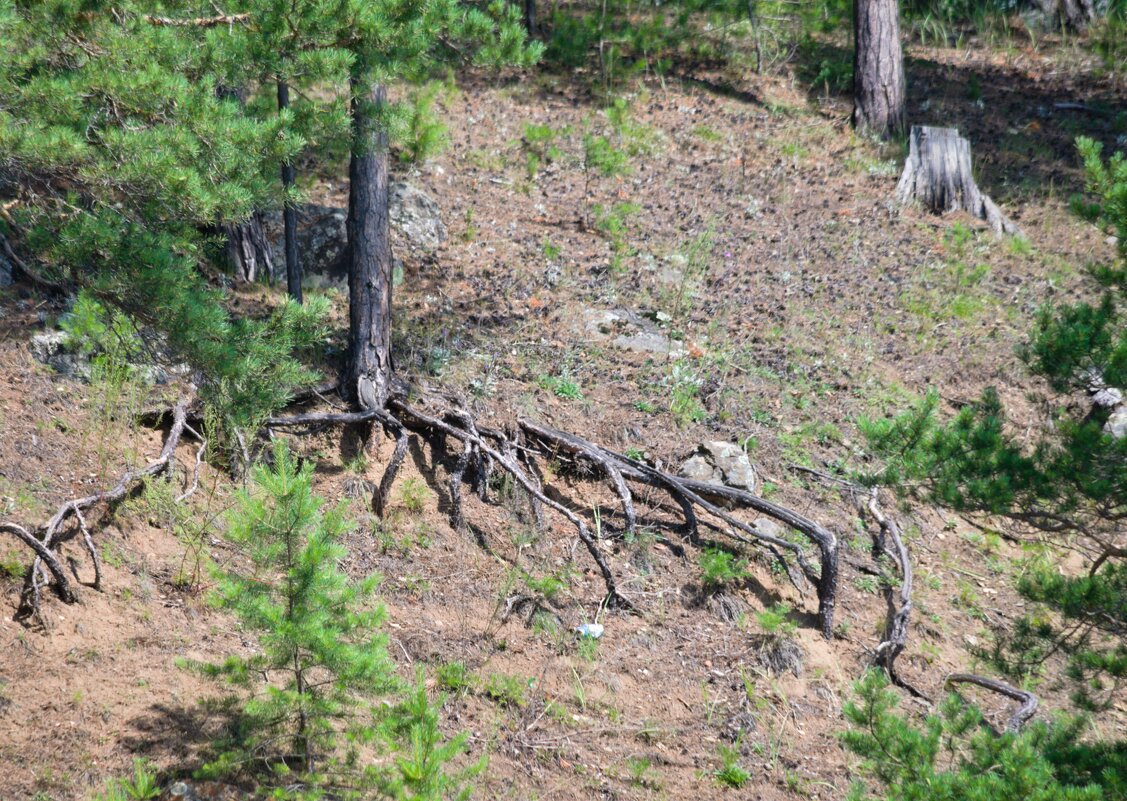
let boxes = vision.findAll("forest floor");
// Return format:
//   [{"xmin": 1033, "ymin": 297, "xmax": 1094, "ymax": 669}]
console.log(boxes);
[{"xmin": 1, "ymin": 27, "xmax": 1125, "ymax": 801}]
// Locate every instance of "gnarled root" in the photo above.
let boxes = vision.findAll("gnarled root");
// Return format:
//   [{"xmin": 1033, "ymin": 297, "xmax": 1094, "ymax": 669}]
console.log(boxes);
[
  {"xmin": 266, "ymin": 396, "xmax": 842, "ymax": 633},
  {"xmin": 5, "ymin": 397, "xmax": 199, "ymax": 625},
  {"xmin": 518, "ymin": 420, "xmax": 840, "ymax": 638},
  {"xmin": 864, "ymin": 490, "xmax": 928, "ymax": 699},
  {"xmin": 266, "ymin": 399, "xmax": 634, "ymax": 610},
  {"xmin": 945, "ymin": 673, "xmax": 1038, "ymax": 733}
]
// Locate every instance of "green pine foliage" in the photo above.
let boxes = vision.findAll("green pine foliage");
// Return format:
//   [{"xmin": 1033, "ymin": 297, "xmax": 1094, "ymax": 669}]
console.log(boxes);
[
  {"xmin": 0, "ymin": 0, "xmax": 539, "ymax": 445},
  {"xmin": 0, "ymin": 1, "xmax": 326, "ymax": 435},
  {"xmin": 857, "ymin": 137, "xmax": 1127, "ymax": 799},
  {"xmin": 192, "ymin": 440, "xmax": 397, "ymax": 782},
  {"xmin": 191, "ymin": 440, "xmax": 476, "ymax": 798},
  {"xmin": 841, "ymin": 670, "xmax": 1112, "ymax": 801},
  {"xmin": 374, "ymin": 673, "xmax": 484, "ymax": 800}
]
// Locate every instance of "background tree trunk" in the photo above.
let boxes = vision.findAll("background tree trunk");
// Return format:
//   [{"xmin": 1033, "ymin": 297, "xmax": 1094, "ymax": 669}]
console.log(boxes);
[
  {"xmin": 853, "ymin": 0, "xmax": 906, "ymax": 140},
  {"xmin": 347, "ymin": 81, "xmax": 394, "ymax": 411},
  {"xmin": 278, "ymin": 80, "xmax": 302, "ymax": 303},
  {"xmin": 896, "ymin": 126, "xmax": 1021, "ymax": 236},
  {"xmin": 1035, "ymin": 0, "xmax": 1098, "ymax": 30},
  {"xmin": 524, "ymin": 0, "xmax": 537, "ymax": 37},
  {"xmin": 215, "ymin": 86, "xmax": 275, "ymax": 285},
  {"xmin": 224, "ymin": 213, "xmax": 275, "ymax": 284}
]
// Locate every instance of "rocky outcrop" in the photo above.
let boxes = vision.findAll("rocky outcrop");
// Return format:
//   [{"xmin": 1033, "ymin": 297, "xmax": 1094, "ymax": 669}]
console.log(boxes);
[
  {"xmin": 679, "ymin": 441, "xmax": 757, "ymax": 493},
  {"xmin": 261, "ymin": 181, "xmax": 444, "ymax": 285}
]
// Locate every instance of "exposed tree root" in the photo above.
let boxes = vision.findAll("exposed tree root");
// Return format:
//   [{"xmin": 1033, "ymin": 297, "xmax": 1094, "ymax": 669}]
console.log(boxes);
[
  {"xmin": 3, "ymin": 397, "xmax": 198, "ymax": 625},
  {"xmin": 864, "ymin": 490, "xmax": 929, "ymax": 700},
  {"xmin": 266, "ymin": 399, "xmax": 631, "ymax": 609},
  {"xmin": 945, "ymin": 673, "xmax": 1038, "ymax": 733},
  {"xmin": 387, "ymin": 400, "xmax": 633, "ymax": 611},
  {"xmin": 0, "ymin": 523, "xmax": 75, "ymax": 605},
  {"xmin": 266, "ymin": 397, "xmax": 841, "ymax": 636},
  {"xmin": 519, "ymin": 420, "xmax": 839, "ymax": 638}
]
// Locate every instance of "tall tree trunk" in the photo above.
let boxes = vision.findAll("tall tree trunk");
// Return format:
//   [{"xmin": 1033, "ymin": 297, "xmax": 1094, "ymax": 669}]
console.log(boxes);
[
  {"xmin": 347, "ymin": 80, "xmax": 394, "ymax": 411},
  {"xmin": 524, "ymin": 0, "xmax": 537, "ymax": 37},
  {"xmin": 852, "ymin": 0, "xmax": 906, "ymax": 140},
  {"xmin": 278, "ymin": 80, "xmax": 302, "ymax": 303}
]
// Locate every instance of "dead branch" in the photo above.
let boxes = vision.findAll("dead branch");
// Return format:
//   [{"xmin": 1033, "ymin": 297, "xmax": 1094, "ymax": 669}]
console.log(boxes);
[
  {"xmin": 143, "ymin": 13, "xmax": 250, "ymax": 27},
  {"xmin": 944, "ymin": 673, "xmax": 1038, "ymax": 733},
  {"xmin": 8, "ymin": 397, "xmax": 192, "ymax": 623}
]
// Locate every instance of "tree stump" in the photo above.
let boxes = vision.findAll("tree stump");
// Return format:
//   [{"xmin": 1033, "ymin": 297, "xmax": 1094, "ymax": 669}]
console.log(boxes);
[
  {"xmin": 224, "ymin": 212, "xmax": 276, "ymax": 284},
  {"xmin": 895, "ymin": 126, "xmax": 1021, "ymax": 237},
  {"xmin": 1035, "ymin": 0, "xmax": 1098, "ymax": 31}
]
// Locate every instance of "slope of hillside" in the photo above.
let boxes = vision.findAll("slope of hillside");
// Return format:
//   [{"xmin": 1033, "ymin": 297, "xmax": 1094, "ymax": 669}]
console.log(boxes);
[{"xmin": 1, "ymin": 35, "xmax": 1124, "ymax": 801}]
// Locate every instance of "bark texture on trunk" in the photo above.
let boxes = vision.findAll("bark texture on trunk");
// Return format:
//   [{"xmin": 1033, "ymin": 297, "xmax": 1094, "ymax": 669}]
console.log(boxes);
[
  {"xmin": 852, "ymin": 0, "xmax": 906, "ymax": 140},
  {"xmin": 896, "ymin": 126, "xmax": 1021, "ymax": 236},
  {"xmin": 224, "ymin": 212, "xmax": 275, "ymax": 284},
  {"xmin": 524, "ymin": 0, "xmax": 537, "ymax": 36},
  {"xmin": 215, "ymin": 85, "xmax": 275, "ymax": 285},
  {"xmin": 278, "ymin": 80, "xmax": 302, "ymax": 303},
  {"xmin": 1035, "ymin": 0, "xmax": 1098, "ymax": 30},
  {"xmin": 347, "ymin": 81, "xmax": 394, "ymax": 411}
]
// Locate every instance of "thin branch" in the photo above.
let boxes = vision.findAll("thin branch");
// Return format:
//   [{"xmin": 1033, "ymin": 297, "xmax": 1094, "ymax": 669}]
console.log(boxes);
[{"xmin": 143, "ymin": 12, "xmax": 250, "ymax": 27}]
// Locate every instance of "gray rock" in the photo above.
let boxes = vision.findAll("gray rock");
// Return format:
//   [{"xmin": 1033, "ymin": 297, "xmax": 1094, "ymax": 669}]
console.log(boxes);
[
  {"xmin": 613, "ymin": 331, "xmax": 686, "ymax": 357},
  {"xmin": 679, "ymin": 441, "xmax": 757, "ymax": 493},
  {"xmin": 1106, "ymin": 406, "xmax": 1127, "ymax": 439},
  {"xmin": 679, "ymin": 453, "xmax": 718, "ymax": 484},
  {"xmin": 263, "ymin": 204, "xmax": 348, "ymax": 283},
  {"xmin": 579, "ymin": 307, "xmax": 685, "ymax": 357},
  {"xmin": 390, "ymin": 182, "xmax": 446, "ymax": 249},
  {"xmin": 262, "ymin": 182, "xmax": 442, "ymax": 284},
  {"xmin": 1093, "ymin": 387, "xmax": 1124, "ymax": 408},
  {"xmin": 752, "ymin": 516, "xmax": 786, "ymax": 540},
  {"xmin": 30, "ymin": 331, "xmax": 91, "ymax": 380},
  {"xmin": 30, "ymin": 329, "xmax": 187, "ymax": 384}
]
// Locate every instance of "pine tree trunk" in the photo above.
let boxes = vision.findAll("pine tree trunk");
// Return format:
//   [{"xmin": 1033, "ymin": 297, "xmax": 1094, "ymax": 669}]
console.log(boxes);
[
  {"xmin": 1035, "ymin": 0, "xmax": 1098, "ymax": 30},
  {"xmin": 215, "ymin": 86, "xmax": 275, "ymax": 285},
  {"xmin": 224, "ymin": 212, "xmax": 275, "ymax": 284},
  {"xmin": 347, "ymin": 80, "xmax": 394, "ymax": 412},
  {"xmin": 278, "ymin": 80, "xmax": 303, "ymax": 303},
  {"xmin": 896, "ymin": 126, "xmax": 1021, "ymax": 236},
  {"xmin": 524, "ymin": 0, "xmax": 537, "ymax": 37},
  {"xmin": 852, "ymin": 0, "xmax": 906, "ymax": 140}
]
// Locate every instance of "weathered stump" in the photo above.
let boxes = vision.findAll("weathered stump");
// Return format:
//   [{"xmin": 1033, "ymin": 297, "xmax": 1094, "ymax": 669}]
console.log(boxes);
[
  {"xmin": 224, "ymin": 212, "xmax": 275, "ymax": 284},
  {"xmin": 1035, "ymin": 0, "xmax": 1098, "ymax": 31},
  {"xmin": 896, "ymin": 125, "xmax": 1021, "ymax": 237}
]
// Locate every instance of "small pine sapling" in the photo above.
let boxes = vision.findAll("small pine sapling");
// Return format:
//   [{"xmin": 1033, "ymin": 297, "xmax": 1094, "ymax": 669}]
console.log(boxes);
[{"xmin": 192, "ymin": 440, "xmax": 398, "ymax": 784}]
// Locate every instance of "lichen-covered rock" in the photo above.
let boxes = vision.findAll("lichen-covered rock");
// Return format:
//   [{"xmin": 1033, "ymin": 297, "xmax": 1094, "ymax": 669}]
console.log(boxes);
[
  {"xmin": 29, "ymin": 329, "xmax": 187, "ymax": 384},
  {"xmin": 578, "ymin": 307, "xmax": 686, "ymax": 357},
  {"xmin": 1106, "ymin": 406, "xmax": 1127, "ymax": 440},
  {"xmin": 162, "ymin": 780, "xmax": 243, "ymax": 801},
  {"xmin": 390, "ymin": 181, "xmax": 446, "ymax": 249},
  {"xmin": 679, "ymin": 441, "xmax": 757, "ymax": 492},
  {"xmin": 261, "ymin": 182, "xmax": 442, "ymax": 285}
]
